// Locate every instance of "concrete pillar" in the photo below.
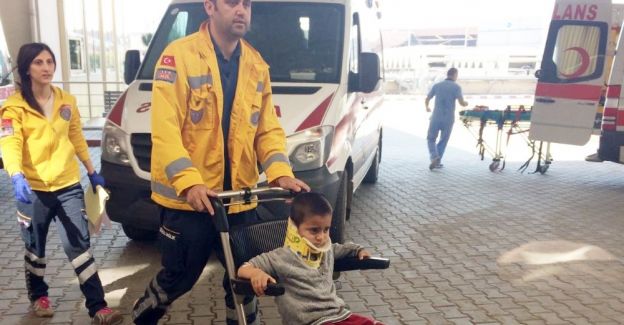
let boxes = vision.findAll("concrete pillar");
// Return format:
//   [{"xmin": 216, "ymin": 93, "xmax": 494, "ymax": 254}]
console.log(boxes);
[
  {"xmin": 36, "ymin": 0, "xmax": 65, "ymax": 83},
  {"xmin": 0, "ymin": 0, "xmax": 34, "ymax": 61},
  {"xmin": 0, "ymin": 1, "xmax": 67, "ymax": 86}
]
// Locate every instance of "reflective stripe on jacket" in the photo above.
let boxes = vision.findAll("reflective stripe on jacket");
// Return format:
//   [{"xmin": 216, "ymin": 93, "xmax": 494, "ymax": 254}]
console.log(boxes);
[
  {"xmin": 0, "ymin": 87, "xmax": 89, "ymax": 191},
  {"xmin": 150, "ymin": 22, "xmax": 294, "ymax": 213}
]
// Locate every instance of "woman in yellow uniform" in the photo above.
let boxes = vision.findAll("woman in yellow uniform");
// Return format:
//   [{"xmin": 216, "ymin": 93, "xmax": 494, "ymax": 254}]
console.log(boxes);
[{"xmin": 0, "ymin": 43, "xmax": 122, "ymax": 325}]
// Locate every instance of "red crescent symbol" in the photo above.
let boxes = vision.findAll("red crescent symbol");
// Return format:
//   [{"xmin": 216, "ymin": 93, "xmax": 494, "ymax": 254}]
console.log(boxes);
[{"xmin": 560, "ymin": 46, "xmax": 590, "ymax": 79}]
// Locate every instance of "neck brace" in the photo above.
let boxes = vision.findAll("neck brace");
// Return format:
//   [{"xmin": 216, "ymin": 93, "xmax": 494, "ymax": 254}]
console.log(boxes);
[{"xmin": 284, "ymin": 218, "xmax": 331, "ymax": 268}]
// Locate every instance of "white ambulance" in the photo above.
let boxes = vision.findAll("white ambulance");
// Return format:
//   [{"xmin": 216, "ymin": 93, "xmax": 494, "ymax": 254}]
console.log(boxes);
[
  {"xmin": 100, "ymin": 0, "xmax": 384, "ymax": 242},
  {"xmin": 529, "ymin": 0, "xmax": 624, "ymax": 165}
]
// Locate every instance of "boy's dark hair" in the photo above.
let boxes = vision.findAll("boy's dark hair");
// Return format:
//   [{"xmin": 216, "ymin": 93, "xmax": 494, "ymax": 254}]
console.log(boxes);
[
  {"xmin": 290, "ymin": 192, "xmax": 333, "ymax": 226},
  {"xmin": 447, "ymin": 67, "xmax": 458, "ymax": 78}
]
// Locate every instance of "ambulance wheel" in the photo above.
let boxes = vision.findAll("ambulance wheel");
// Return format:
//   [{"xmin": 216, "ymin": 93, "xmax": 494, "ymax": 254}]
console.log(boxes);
[
  {"xmin": 122, "ymin": 224, "xmax": 157, "ymax": 241},
  {"xmin": 363, "ymin": 147, "xmax": 380, "ymax": 184},
  {"xmin": 538, "ymin": 164, "xmax": 549, "ymax": 174},
  {"xmin": 331, "ymin": 172, "xmax": 349, "ymax": 244},
  {"xmin": 489, "ymin": 161, "xmax": 500, "ymax": 172}
]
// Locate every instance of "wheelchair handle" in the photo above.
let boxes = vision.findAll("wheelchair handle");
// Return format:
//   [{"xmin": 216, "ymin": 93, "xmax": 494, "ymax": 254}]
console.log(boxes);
[
  {"xmin": 334, "ymin": 256, "xmax": 391, "ymax": 272},
  {"xmin": 215, "ymin": 187, "xmax": 293, "ymax": 201},
  {"xmin": 231, "ymin": 278, "xmax": 286, "ymax": 296},
  {"xmin": 264, "ymin": 282, "xmax": 286, "ymax": 296}
]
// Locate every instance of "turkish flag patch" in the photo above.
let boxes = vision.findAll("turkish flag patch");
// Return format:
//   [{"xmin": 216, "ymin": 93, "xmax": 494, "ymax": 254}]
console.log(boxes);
[
  {"xmin": 1, "ymin": 118, "xmax": 14, "ymax": 137},
  {"xmin": 161, "ymin": 55, "xmax": 176, "ymax": 67}
]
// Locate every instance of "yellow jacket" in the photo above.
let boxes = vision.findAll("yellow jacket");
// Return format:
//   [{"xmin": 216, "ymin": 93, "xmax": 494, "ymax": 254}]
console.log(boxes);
[
  {"xmin": 0, "ymin": 87, "xmax": 90, "ymax": 191},
  {"xmin": 151, "ymin": 22, "xmax": 294, "ymax": 212}
]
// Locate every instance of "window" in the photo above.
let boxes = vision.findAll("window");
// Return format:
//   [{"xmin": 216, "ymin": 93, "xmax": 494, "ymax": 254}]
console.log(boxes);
[
  {"xmin": 168, "ymin": 11, "xmax": 189, "ymax": 44},
  {"xmin": 553, "ymin": 25, "xmax": 600, "ymax": 80},
  {"xmin": 539, "ymin": 21, "xmax": 608, "ymax": 83},
  {"xmin": 69, "ymin": 39, "xmax": 83, "ymax": 70},
  {"xmin": 246, "ymin": 3, "xmax": 344, "ymax": 82},
  {"xmin": 139, "ymin": 2, "xmax": 344, "ymax": 83}
]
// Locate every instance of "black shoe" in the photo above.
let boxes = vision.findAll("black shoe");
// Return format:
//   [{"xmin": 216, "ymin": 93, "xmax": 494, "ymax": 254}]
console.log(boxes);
[
  {"xmin": 585, "ymin": 152, "xmax": 603, "ymax": 162},
  {"xmin": 429, "ymin": 157, "xmax": 440, "ymax": 170}
]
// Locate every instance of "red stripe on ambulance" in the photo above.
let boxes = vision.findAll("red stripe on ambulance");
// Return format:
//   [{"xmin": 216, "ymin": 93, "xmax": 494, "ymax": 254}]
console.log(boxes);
[
  {"xmin": 535, "ymin": 83, "xmax": 602, "ymax": 100},
  {"xmin": 606, "ymin": 84, "xmax": 621, "ymax": 98},
  {"xmin": 295, "ymin": 94, "xmax": 334, "ymax": 132}
]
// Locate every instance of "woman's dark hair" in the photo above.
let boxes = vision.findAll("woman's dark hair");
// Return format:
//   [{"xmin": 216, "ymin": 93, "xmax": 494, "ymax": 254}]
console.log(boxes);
[
  {"xmin": 16, "ymin": 43, "xmax": 56, "ymax": 114},
  {"xmin": 290, "ymin": 192, "xmax": 333, "ymax": 226}
]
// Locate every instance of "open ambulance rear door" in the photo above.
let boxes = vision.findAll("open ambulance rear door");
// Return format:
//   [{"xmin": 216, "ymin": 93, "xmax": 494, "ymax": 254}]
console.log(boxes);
[
  {"xmin": 598, "ymin": 17, "xmax": 624, "ymax": 162},
  {"xmin": 529, "ymin": 0, "xmax": 611, "ymax": 145}
]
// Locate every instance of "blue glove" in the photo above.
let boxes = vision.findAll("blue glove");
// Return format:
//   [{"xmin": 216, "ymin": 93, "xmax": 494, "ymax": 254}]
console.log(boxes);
[
  {"xmin": 11, "ymin": 173, "xmax": 32, "ymax": 204},
  {"xmin": 88, "ymin": 171, "xmax": 106, "ymax": 193}
]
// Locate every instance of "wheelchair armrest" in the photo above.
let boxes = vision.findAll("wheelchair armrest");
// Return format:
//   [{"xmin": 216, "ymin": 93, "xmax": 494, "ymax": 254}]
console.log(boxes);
[
  {"xmin": 231, "ymin": 278, "xmax": 285, "ymax": 296},
  {"xmin": 334, "ymin": 257, "xmax": 390, "ymax": 272}
]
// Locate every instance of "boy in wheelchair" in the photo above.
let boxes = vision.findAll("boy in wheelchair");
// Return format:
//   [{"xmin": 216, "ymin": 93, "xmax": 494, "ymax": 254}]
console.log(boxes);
[{"xmin": 237, "ymin": 192, "xmax": 385, "ymax": 325}]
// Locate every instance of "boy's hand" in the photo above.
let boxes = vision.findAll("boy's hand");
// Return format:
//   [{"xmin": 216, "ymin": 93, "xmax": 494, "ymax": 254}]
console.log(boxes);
[
  {"xmin": 250, "ymin": 270, "xmax": 276, "ymax": 296},
  {"xmin": 358, "ymin": 249, "xmax": 371, "ymax": 260}
]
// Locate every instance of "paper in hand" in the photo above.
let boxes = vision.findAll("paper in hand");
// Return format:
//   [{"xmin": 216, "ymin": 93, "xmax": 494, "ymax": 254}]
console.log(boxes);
[{"xmin": 84, "ymin": 185, "xmax": 112, "ymax": 235}]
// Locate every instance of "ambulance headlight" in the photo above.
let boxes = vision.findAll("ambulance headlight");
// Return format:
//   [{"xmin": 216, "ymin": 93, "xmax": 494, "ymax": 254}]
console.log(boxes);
[
  {"xmin": 101, "ymin": 121, "xmax": 130, "ymax": 166},
  {"xmin": 287, "ymin": 126, "xmax": 333, "ymax": 172}
]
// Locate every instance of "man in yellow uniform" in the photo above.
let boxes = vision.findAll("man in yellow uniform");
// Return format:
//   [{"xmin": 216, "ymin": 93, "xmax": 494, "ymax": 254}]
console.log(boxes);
[{"xmin": 131, "ymin": 0, "xmax": 309, "ymax": 324}]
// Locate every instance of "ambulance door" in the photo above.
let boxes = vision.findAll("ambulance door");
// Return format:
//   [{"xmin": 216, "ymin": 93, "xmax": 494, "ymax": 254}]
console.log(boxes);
[{"xmin": 529, "ymin": 0, "xmax": 611, "ymax": 145}]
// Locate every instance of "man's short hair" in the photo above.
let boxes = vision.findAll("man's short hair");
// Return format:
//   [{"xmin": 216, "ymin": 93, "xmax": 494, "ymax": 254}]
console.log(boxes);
[
  {"xmin": 447, "ymin": 68, "xmax": 458, "ymax": 78},
  {"xmin": 290, "ymin": 192, "xmax": 333, "ymax": 226}
]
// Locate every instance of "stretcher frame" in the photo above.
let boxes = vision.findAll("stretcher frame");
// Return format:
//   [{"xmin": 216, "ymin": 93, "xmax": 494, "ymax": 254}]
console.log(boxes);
[{"xmin": 459, "ymin": 105, "xmax": 553, "ymax": 173}]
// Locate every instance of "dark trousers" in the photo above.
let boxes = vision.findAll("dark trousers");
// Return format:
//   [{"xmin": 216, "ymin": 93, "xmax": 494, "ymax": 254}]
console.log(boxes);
[
  {"xmin": 17, "ymin": 183, "xmax": 107, "ymax": 317},
  {"xmin": 132, "ymin": 207, "xmax": 259, "ymax": 325}
]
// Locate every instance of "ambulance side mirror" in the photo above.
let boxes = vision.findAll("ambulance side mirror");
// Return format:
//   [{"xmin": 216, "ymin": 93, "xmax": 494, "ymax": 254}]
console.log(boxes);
[
  {"xmin": 358, "ymin": 52, "xmax": 381, "ymax": 93},
  {"xmin": 124, "ymin": 50, "xmax": 141, "ymax": 85}
]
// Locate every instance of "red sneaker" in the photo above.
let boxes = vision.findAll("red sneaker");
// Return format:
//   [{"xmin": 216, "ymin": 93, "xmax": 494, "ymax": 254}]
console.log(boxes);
[
  {"xmin": 91, "ymin": 307, "xmax": 123, "ymax": 325},
  {"xmin": 31, "ymin": 296, "xmax": 54, "ymax": 317}
]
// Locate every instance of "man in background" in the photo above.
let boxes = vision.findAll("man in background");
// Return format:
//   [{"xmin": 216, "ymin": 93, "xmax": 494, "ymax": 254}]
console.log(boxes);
[{"xmin": 425, "ymin": 67, "xmax": 468, "ymax": 170}]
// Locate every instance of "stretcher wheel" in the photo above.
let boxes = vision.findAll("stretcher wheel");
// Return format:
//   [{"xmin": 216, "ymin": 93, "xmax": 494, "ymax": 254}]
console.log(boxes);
[
  {"xmin": 538, "ymin": 164, "xmax": 549, "ymax": 174},
  {"xmin": 489, "ymin": 161, "xmax": 500, "ymax": 172}
]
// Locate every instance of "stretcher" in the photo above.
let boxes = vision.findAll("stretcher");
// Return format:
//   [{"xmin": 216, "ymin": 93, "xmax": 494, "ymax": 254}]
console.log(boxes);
[
  {"xmin": 210, "ymin": 187, "xmax": 390, "ymax": 325},
  {"xmin": 459, "ymin": 105, "xmax": 553, "ymax": 173}
]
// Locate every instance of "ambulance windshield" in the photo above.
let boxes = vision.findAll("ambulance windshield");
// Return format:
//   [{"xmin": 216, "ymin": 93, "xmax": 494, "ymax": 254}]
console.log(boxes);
[{"xmin": 139, "ymin": 2, "xmax": 345, "ymax": 83}]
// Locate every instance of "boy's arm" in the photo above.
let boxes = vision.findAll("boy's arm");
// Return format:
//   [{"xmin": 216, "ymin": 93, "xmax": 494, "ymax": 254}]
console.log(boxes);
[
  {"xmin": 237, "ymin": 263, "xmax": 276, "ymax": 297},
  {"xmin": 237, "ymin": 250, "xmax": 279, "ymax": 296},
  {"xmin": 332, "ymin": 242, "xmax": 364, "ymax": 260}
]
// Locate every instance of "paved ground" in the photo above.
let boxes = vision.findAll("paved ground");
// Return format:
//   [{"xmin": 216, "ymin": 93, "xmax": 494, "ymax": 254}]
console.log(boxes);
[{"xmin": 2, "ymin": 96, "xmax": 624, "ymax": 324}]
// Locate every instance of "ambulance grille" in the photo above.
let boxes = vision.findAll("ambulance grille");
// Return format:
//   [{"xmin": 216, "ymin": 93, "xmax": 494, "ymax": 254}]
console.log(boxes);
[{"xmin": 131, "ymin": 133, "xmax": 152, "ymax": 172}]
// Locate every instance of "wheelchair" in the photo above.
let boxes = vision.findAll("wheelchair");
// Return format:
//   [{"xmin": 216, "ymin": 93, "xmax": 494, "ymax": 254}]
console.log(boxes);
[{"xmin": 210, "ymin": 187, "xmax": 390, "ymax": 325}]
